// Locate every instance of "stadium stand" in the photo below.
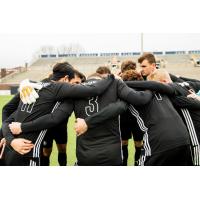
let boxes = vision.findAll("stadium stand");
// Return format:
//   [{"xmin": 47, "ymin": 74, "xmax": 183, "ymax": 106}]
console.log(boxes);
[{"xmin": 1, "ymin": 51, "xmax": 200, "ymax": 85}]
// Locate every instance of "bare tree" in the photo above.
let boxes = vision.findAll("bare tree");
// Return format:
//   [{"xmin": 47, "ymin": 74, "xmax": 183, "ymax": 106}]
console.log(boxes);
[
  {"xmin": 57, "ymin": 45, "xmax": 69, "ymax": 55},
  {"xmin": 34, "ymin": 43, "xmax": 85, "ymax": 58},
  {"xmin": 39, "ymin": 45, "xmax": 56, "ymax": 55},
  {"xmin": 58, "ymin": 43, "xmax": 85, "ymax": 54},
  {"xmin": 68, "ymin": 43, "xmax": 85, "ymax": 54}
]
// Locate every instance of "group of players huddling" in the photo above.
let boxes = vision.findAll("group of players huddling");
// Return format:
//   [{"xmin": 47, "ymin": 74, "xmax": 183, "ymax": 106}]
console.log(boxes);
[{"xmin": 1, "ymin": 52, "xmax": 200, "ymax": 166}]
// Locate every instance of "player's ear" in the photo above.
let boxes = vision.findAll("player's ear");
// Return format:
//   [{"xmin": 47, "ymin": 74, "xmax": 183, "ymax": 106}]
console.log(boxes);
[
  {"xmin": 64, "ymin": 75, "xmax": 69, "ymax": 82},
  {"xmin": 162, "ymin": 79, "xmax": 168, "ymax": 83},
  {"xmin": 152, "ymin": 63, "xmax": 156, "ymax": 69}
]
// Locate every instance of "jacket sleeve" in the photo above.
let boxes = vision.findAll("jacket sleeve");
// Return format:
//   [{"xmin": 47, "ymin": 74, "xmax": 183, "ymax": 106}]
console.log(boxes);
[
  {"xmin": 85, "ymin": 100, "xmax": 128, "ymax": 129},
  {"xmin": 169, "ymin": 73, "xmax": 185, "ymax": 83},
  {"xmin": 171, "ymin": 96, "xmax": 200, "ymax": 109},
  {"xmin": 187, "ymin": 81, "xmax": 200, "ymax": 92},
  {"xmin": 2, "ymin": 93, "xmax": 20, "ymax": 122},
  {"xmin": 117, "ymin": 80, "xmax": 152, "ymax": 106},
  {"xmin": 179, "ymin": 76, "xmax": 200, "ymax": 82},
  {"xmin": 126, "ymin": 81, "xmax": 175, "ymax": 95},
  {"xmin": 54, "ymin": 75, "xmax": 114, "ymax": 100},
  {"xmin": 21, "ymin": 100, "xmax": 74, "ymax": 133},
  {"xmin": 2, "ymin": 112, "xmax": 16, "ymax": 144}
]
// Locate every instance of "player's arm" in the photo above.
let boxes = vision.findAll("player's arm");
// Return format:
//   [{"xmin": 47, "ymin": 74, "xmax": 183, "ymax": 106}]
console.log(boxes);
[
  {"xmin": 75, "ymin": 100, "xmax": 127, "ymax": 135},
  {"xmin": 170, "ymin": 95, "xmax": 200, "ymax": 109},
  {"xmin": 117, "ymin": 80, "xmax": 152, "ymax": 106},
  {"xmin": 2, "ymin": 112, "xmax": 16, "ymax": 145},
  {"xmin": 187, "ymin": 81, "xmax": 200, "ymax": 92},
  {"xmin": 179, "ymin": 76, "xmax": 200, "ymax": 82},
  {"xmin": 125, "ymin": 80, "xmax": 175, "ymax": 95},
  {"xmin": 2, "ymin": 93, "xmax": 20, "ymax": 122},
  {"xmin": 2, "ymin": 120, "xmax": 34, "ymax": 155},
  {"xmin": 85, "ymin": 100, "xmax": 127, "ymax": 129},
  {"xmin": 54, "ymin": 75, "xmax": 114, "ymax": 100},
  {"xmin": 9, "ymin": 100, "xmax": 74, "ymax": 135},
  {"xmin": 169, "ymin": 73, "xmax": 185, "ymax": 83},
  {"xmin": 0, "ymin": 93, "xmax": 20, "ymax": 140},
  {"xmin": 2, "ymin": 111, "xmax": 34, "ymax": 154}
]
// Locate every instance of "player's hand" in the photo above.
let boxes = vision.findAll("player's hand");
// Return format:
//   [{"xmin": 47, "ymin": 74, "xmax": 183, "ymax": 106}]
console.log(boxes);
[
  {"xmin": 9, "ymin": 122, "xmax": 22, "ymax": 135},
  {"xmin": 0, "ymin": 138, "xmax": 6, "ymax": 149},
  {"xmin": 19, "ymin": 79, "xmax": 42, "ymax": 104},
  {"xmin": 0, "ymin": 138, "xmax": 6, "ymax": 159},
  {"xmin": 10, "ymin": 138, "xmax": 34, "ymax": 155},
  {"xmin": 187, "ymin": 92, "xmax": 200, "ymax": 101},
  {"xmin": 74, "ymin": 118, "xmax": 88, "ymax": 136}
]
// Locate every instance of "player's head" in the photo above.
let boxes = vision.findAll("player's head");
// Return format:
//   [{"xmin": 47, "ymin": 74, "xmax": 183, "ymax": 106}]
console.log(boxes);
[
  {"xmin": 87, "ymin": 73, "xmax": 103, "ymax": 80},
  {"xmin": 147, "ymin": 69, "xmax": 172, "ymax": 83},
  {"xmin": 52, "ymin": 62, "xmax": 75, "ymax": 83},
  {"xmin": 121, "ymin": 60, "xmax": 136, "ymax": 73},
  {"xmin": 96, "ymin": 66, "xmax": 111, "ymax": 77},
  {"xmin": 70, "ymin": 69, "xmax": 86, "ymax": 84},
  {"xmin": 42, "ymin": 73, "xmax": 53, "ymax": 82},
  {"xmin": 138, "ymin": 53, "xmax": 156, "ymax": 77},
  {"xmin": 121, "ymin": 69, "xmax": 144, "ymax": 81}
]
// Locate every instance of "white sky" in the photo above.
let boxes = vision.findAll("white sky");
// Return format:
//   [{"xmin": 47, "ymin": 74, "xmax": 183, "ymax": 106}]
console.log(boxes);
[
  {"xmin": 0, "ymin": 0, "xmax": 200, "ymax": 67},
  {"xmin": 0, "ymin": 33, "xmax": 200, "ymax": 67}
]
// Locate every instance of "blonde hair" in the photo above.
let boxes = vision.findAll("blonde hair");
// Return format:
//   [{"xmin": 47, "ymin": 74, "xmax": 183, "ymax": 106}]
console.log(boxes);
[{"xmin": 147, "ymin": 69, "xmax": 171, "ymax": 83}]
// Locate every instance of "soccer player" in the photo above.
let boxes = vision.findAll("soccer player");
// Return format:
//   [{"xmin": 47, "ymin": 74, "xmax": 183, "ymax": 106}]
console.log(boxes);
[
  {"xmin": 120, "ymin": 69, "xmax": 144, "ymax": 166},
  {"xmin": 1, "ymin": 64, "xmax": 85, "ymax": 166},
  {"xmin": 128, "ymin": 94, "xmax": 192, "ymax": 166},
  {"xmin": 1, "ymin": 90, "xmax": 22, "ymax": 166},
  {"xmin": 41, "ymin": 69, "xmax": 85, "ymax": 166},
  {"xmin": 97, "ymin": 64, "xmax": 143, "ymax": 165},
  {"xmin": 2, "ymin": 64, "xmax": 114, "ymax": 166},
  {"xmin": 75, "ymin": 72, "xmax": 193, "ymax": 165},
  {"xmin": 138, "ymin": 52, "xmax": 186, "ymax": 82},
  {"xmin": 126, "ymin": 69, "xmax": 200, "ymax": 165}
]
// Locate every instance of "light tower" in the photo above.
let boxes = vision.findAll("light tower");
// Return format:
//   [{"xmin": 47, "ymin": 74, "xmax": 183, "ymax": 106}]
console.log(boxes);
[{"xmin": 141, "ymin": 33, "xmax": 144, "ymax": 55}]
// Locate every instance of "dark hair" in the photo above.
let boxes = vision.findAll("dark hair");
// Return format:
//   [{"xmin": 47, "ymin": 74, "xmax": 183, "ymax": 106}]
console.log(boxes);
[
  {"xmin": 138, "ymin": 53, "xmax": 156, "ymax": 64},
  {"xmin": 41, "ymin": 73, "xmax": 53, "ymax": 82},
  {"xmin": 52, "ymin": 62, "xmax": 75, "ymax": 81},
  {"xmin": 96, "ymin": 66, "xmax": 111, "ymax": 75},
  {"xmin": 87, "ymin": 73, "xmax": 103, "ymax": 80},
  {"xmin": 74, "ymin": 69, "xmax": 86, "ymax": 82},
  {"xmin": 121, "ymin": 60, "xmax": 136, "ymax": 72},
  {"xmin": 121, "ymin": 70, "xmax": 144, "ymax": 81}
]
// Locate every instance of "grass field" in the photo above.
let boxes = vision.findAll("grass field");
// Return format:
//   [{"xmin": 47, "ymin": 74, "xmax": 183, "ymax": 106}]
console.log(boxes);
[{"xmin": 0, "ymin": 95, "xmax": 134, "ymax": 166}]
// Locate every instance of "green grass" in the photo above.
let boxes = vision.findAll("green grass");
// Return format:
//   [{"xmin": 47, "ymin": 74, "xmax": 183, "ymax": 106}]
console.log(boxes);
[
  {"xmin": 0, "ymin": 95, "xmax": 13, "ymax": 124},
  {"xmin": 0, "ymin": 95, "xmax": 134, "ymax": 166},
  {"xmin": 50, "ymin": 115, "xmax": 77, "ymax": 166}
]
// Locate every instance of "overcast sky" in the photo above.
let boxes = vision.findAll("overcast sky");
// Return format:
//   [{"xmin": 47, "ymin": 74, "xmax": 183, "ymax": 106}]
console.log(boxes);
[
  {"xmin": 0, "ymin": 0, "xmax": 200, "ymax": 68},
  {"xmin": 0, "ymin": 33, "xmax": 200, "ymax": 68}
]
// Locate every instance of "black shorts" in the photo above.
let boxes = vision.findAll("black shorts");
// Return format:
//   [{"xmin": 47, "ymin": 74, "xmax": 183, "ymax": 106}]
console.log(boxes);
[
  {"xmin": 142, "ymin": 145, "xmax": 193, "ymax": 166},
  {"xmin": 43, "ymin": 126, "xmax": 68, "ymax": 148},
  {"xmin": 120, "ymin": 110, "xmax": 144, "ymax": 141},
  {"xmin": 120, "ymin": 125, "xmax": 133, "ymax": 140},
  {"xmin": 120, "ymin": 126, "xmax": 144, "ymax": 141}
]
